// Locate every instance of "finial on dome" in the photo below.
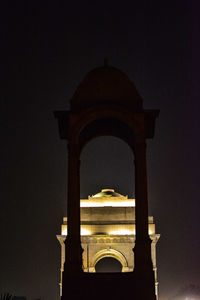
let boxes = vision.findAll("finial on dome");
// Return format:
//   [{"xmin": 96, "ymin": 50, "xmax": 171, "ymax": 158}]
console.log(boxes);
[{"xmin": 104, "ymin": 57, "xmax": 109, "ymax": 66}]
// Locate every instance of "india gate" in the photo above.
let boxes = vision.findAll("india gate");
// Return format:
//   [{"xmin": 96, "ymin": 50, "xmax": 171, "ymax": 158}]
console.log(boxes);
[{"xmin": 54, "ymin": 62, "xmax": 159, "ymax": 300}]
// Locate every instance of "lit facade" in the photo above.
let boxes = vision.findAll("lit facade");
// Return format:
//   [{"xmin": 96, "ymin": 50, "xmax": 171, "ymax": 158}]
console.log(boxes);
[{"xmin": 57, "ymin": 189, "xmax": 160, "ymax": 298}]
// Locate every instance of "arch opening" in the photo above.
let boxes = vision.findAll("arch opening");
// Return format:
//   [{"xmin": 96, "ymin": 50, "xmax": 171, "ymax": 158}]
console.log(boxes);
[
  {"xmin": 95, "ymin": 257, "xmax": 122, "ymax": 273},
  {"xmin": 80, "ymin": 135, "xmax": 135, "ymax": 198}
]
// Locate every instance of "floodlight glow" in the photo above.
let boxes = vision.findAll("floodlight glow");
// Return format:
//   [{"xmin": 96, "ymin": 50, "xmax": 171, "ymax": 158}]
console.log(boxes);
[
  {"xmin": 61, "ymin": 228, "xmax": 91, "ymax": 236},
  {"xmin": 109, "ymin": 229, "xmax": 153, "ymax": 235},
  {"xmin": 80, "ymin": 200, "xmax": 135, "ymax": 207},
  {"xmin": 109, "ymin": 229, "xmax": 135, "ymax": 235},
  {"xmin": 81, "ymin": 228, "xmax": 91, "ymax": 235},
  {"xmin": 62, "ymin": 228, "xmax": 67, "ymax": 235}
]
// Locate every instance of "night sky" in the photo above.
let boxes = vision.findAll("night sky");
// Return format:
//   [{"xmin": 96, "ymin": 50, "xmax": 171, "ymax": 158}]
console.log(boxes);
[{"xmin": 1, "ymin": 1, "xmax": 199, "ymax": 300}]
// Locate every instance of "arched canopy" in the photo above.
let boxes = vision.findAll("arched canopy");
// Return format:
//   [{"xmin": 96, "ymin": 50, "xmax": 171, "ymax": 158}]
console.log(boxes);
[
  {"xmin": 54, "ymin": 64, "xmax": 159, "ymax": 297},
  {"xmin": 54, "ymin": 64, "xmax": 159, "ymax": 143},
  {"xmin": 54, "ymin": 106, "xmax": 159, "ymax": 143}
]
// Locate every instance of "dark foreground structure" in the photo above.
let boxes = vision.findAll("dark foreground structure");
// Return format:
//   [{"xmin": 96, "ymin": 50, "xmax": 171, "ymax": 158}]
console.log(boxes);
[{"xmin": 55, "ymin": 63, "xmax": 159, "ymax": 300}]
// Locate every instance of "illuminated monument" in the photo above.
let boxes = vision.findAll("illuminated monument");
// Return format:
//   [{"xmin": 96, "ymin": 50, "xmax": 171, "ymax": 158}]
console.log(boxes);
[
  {"xmin": 57, "ymin": 189, "xmax": 160, "ymax": 297},
  {"xmin": 55, "ymin": 62, "xmax": 159, "ymax": 300}
]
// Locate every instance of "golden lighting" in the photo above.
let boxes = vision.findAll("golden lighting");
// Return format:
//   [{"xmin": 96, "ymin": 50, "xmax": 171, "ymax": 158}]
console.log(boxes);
[
  {"xmin": 109, "ymin": 229, "xmax": 153, "ymax": 235},
  {"xmin": 62, "ymin": 227, "xmax": 91, "ymax": 236},
  {"xmin": 81, "ymin": 228, "xmax": 91, "ymax": 235},
  {"xmin": 109, "ymin": 229, "xmax": 135, "ymax": 235},
  {"xmin": 62, "ymin": 227, "xmax": 153, "ymax": 236},
  {"xmin": 62, "ymin": 228, "xmax": 67, "ymax": 235},
  {"xmin": 80, "ymin": 200, "xmax": 135, "ymax": 207}
]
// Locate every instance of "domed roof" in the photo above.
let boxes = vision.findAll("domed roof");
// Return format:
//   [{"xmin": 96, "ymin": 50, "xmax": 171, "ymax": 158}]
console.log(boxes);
[
  {"xmin": 71, "ymin": 65, "xmax": 143, "ymax": 111},
  {"xmin": 92, "ymin": 189, "xmax": 125, "ymax": 198}
]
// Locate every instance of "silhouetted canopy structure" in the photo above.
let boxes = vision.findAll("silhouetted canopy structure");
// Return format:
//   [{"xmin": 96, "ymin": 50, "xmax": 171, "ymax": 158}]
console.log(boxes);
[{"xmin": 55, "ymin": 63, "xmax": 159, "ymax": 300}]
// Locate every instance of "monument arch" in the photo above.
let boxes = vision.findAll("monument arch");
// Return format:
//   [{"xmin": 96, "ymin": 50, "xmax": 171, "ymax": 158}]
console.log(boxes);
[{"xmin": 57, "ymin": 188, "xmax": 160, "ymax": 297}]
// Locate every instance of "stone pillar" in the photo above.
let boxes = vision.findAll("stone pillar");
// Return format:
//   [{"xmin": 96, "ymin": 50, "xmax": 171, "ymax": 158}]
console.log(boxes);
[
  {"xmin": 134, "ymin": 136, "xmax": 153, "ymax": 272},
  {"xmin": 63, "ymin": 141, "xmax": 83, "ymax": 276}
]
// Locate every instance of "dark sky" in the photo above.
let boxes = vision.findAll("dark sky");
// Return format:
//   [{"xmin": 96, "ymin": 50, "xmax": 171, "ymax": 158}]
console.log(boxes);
[{"xmin": 1, "ymin": 1, "xmax": 199, "ymax": 300}]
